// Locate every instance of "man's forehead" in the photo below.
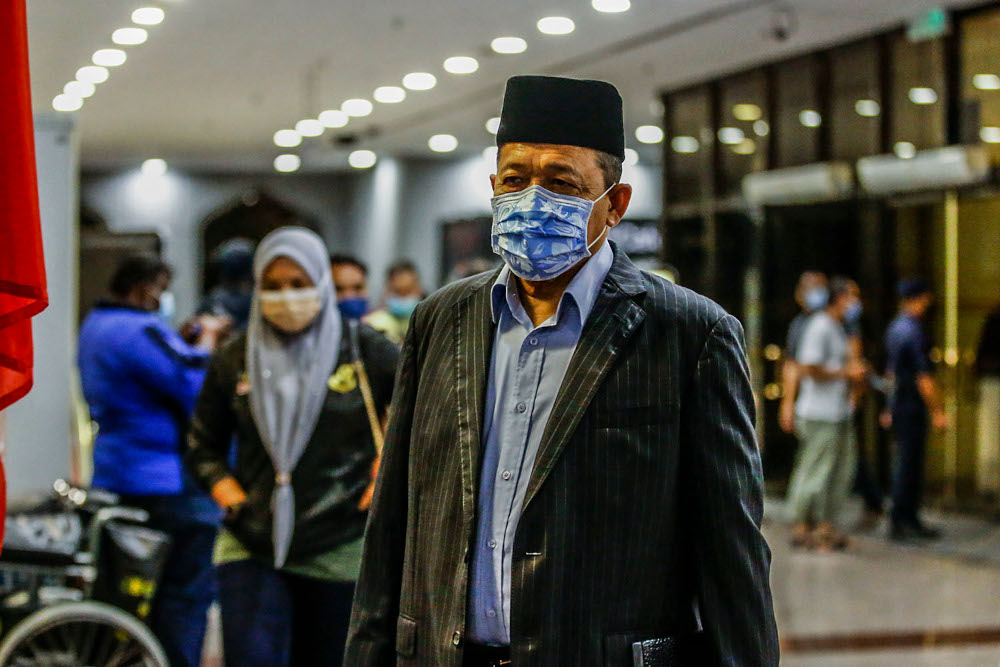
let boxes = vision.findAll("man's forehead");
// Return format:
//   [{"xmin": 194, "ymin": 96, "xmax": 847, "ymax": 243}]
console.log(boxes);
[{"xmin": 498, "ymin": 142, "xmax": 599, "ymax": 169}]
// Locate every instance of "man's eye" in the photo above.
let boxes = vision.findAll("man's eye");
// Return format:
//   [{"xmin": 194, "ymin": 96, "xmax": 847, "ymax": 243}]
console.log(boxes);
[{"xmin": 503, "ymin": 176, "xmax": 524, "ymax": 186}]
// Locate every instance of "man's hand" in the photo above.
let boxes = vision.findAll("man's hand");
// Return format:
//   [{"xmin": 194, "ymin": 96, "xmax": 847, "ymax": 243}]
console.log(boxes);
[
  {"xmin": 779, "ymin": 399, "xmax": 796, "ymax": 434},
  {"xmin": 196, "ymin": 315, "xmax": 232, "ymax": 351},
  {"xmin": 931, "ymin": 409, "xmax": 951, "ymax": 430},
  {"xmin": 845, "ymin": 360, "xmax": 868, "ymax": 385},
  {"xmin": 211, "ymin": 476, "xmax": 248, "ymax": 512}
]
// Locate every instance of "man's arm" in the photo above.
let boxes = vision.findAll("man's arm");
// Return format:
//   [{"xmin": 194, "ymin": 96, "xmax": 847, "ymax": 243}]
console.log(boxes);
[
  {"xmin": 917, "ymin": 373, "xmax": 949, "ymax": 429},
  {"xmin": 345, "ymin": 307, "xmax": 422, "ymax": 666},
  {"xmin": 682, "ymin": 315, "xmax": 779, "ymax": 666},
  {"xmin": 778, "ymin": 360, "xmax": 800, "ymax": 434}
]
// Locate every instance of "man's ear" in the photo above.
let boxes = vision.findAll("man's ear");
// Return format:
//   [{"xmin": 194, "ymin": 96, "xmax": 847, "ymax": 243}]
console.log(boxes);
[
  {"xmin": 490, "ymin": 173, "xmax": 497, "ymax": 191},
  {"xmin": 606, "ymin": 184, "xmax": 633, "ymax": 227}
]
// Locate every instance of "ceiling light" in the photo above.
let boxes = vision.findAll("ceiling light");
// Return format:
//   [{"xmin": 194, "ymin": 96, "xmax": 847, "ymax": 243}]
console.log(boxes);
[
  {"xmin": 64, "ymin": 81, "xmax": 95, "ymax": 99},
  {"xmin": 733, "ymin": 138, "xmax": 757, "ymax": 155},
  {"xmin": 733, "ymin": 103, "xmax": 762, "ymax": 122},
  {"xmin": 374, "ymin": 86, "xmax": 406, "ymax": 103},
  {"xmin": 295, "ymin": 119, "xmax": 324, "ymax": 137},
  {"xmin": 52, "ymin": 94, "xmax": 83, "ymax": 112},
  {"xmin": 428, "ymin": 134, "xmax": 458, "ymax": 152},
  {"xmin": 537, "ymin": 16, "xmax": 575, "ymax": 35},
  {"xmin": 483, "ymin": 146, "xmax": 498, "ymax": 164},
  {"xmin": 341, "ymin": 98, "xmax": 373, "ymax": 117},
  {"xmin": 894, "ymin": 141, "xmax": 916, "ymax": 159},
  {"xmin": 76, "ymin": 65, "xmax": 109, "ymax": 84},
  {"xmin": 319, "ymin": 109, "xmax": 349, "ymax": 128},
  {"xmin": 981, "ymin": 126, "xmax": 1000, "ymax": 144},
  {"xmin": 402, "ymin": 72, "xmax": 437, "ymax": 91},
  {"xmin": 443, "ymin": 56, "xmax": 479, "ymax": 74},
  {"xmin": 671, "ymin": 136, "xmax": 699, "ymax": 153},
  {"xmin": 112, "ymin": 27, "xmax": 148, "ymax": 45},
  {"xmin": 274, "ymin": 154, "xmax": 301, "ymax": 173},
  {"xmin": 624, "ymin": 148, "xmax": 639, "ymax": 167},
  {"xmin": 973, "ymin": 73, "xmax": 1000, "ymax": 91},
  {"xmin": 273, "ymin": 129, "xmax": 302, "ymax": 147},
  {"xmin": 141, "ymin": 158, "xmax": 167, "ymax": 177},
  {"xmin": 799, "ymin": 109, "xmax": 822, "ymax": 128},
  {"xmin": 718, "ymin": 127, "xmax": 745, "ymax": 145},
  {"xmin": 93, "ymin": 49, "xmax": 127, "ymax": 67},
  {"xmin": 753, "ymin": 120, "xmax": 770, "ymax": 136},
  {"xmin": 491, "ymin": 37, "xmax": 527, "ymax": 54},
  {"xmin": 131, "ymin": 7, "xmax": 165, "ymax": 25},
  {"xmin": 908, "ymin": 87, "xmax": 938, "ymax": 105},
  {"xmin": 635, "ymin": 125, "xmax": 664, "ymax": 144},
  {"xmin": 593, "ymin": 0, "xmax": 631, "ymax": 12},
  {"xmin": 348, "ymin": 150, "xmax": 378, "ymax": 169},
  {"xmin": 855, "ymin": 99, "xmax": 880, "ymax": 117},
  {"xmin": 485, "ymin": 117, "xmax": 501, "ymax": 134}
]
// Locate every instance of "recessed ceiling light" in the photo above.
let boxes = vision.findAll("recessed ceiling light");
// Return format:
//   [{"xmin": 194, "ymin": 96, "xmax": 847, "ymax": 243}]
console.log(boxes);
[
  {"xmin": 485, "ymin": 117, "xmax": 501, "ymax": 134},
  {"xmin": 318, "ymin": 109, "xmax": 349, "ymax": 128},
  {"xmin": 855, "ymin": 99, "xmax": 880, "ymax": 117},
  {"xmin": 374, "ymin": 86, "xmax": 406, "ymax": 103},
  {"xmin": 973, "ymin": 73, "xmax": 1000, "ymax": 91},
  {"xmin": 593, "ymin": 0, "xmax": 631, "ymax": 12},
  {"xmin": 483, "ymin": 146, "xmax": 499, "ymax": 164},
  {"xmin": 908, "ymin": 87, "xmax": 938, "ymax": 105},
  {"xmin": 894, "ymin": 141, "xmax": 916, "ymax": 159},
  {"xmin": 93, "ymin": 49, "xmax": 127, "ymax": 67},
  {"xmin": 274, "ymin": 154, "xmax": 301, "ymax": 173},
  {"xmin": 349, "ymin": 150, "xmax": 378, "ymax": 169},
  {"xmin": 981, "ymin": 126, "xmax": 1000, "ymax": 144},
  {"xmin": 635, "ymin": 125, "xmax": 664, "ymax": 144},
  {"xmin": 52, "ymin": 94, "xmax": 83, "ymax": 112},
  {"xmin": 671, "ymin": 136, "xmax": 699, "ymax": 154},
  {"xmin": 273, "ymin": 129, "xmax": 302, "ymax": 147},
  {"xmin": 733, "ymin": 103, "xmax": 762, "ymax": 121},
  {"xmin": 443, "ymin": 56, "xmax": 479, "ymax": 74},
  {"xmin": 537, "ymin": 16, "xmax": 575, "ymax": 35},
  {"xmin": 76, "ymin": 65, "xmax": 109, "ymax": 84},
  {"xmin": 402, "ymin": 72, "xmax": 437, "ymax": 91},
  {"xmin": 341, "ymin": 98, "xmax": 373, "ymax": 117},
  {"xmin": 295, "ymin": 119, "xmax": 324, "ymax": 137},
  {"xmin": 64, "ymin": 81, "xmax": 95, "ymax": 98},
  {"xmin": 718, "ymin": 127, "xmax": 745, "ymax": 145},
  {"xmin": 131, "ymin": 7, "xmax": 165, "ymax": 25},
  {"xmin": 491, "ymin": 37, "xmax": 527, "ymax": 54},
  {"xmin": 428, "ymin": 134, "xmax": 458, "ymax": 152},
  {"xmin": 799, "ymin": 109, "xmax": 822, "ymax": 128},
  {"xmin": 624, "ymin": 148, "xmax": 639, "ymax": 166},
  {"xmin": 753, "ymin": 120, "xmax": 770, "ymax": 136},
  {"xmin": 141, "ymin": 158, "xmax": 167, "ymax": 177},
  {"xmin": 112, "ymin": 27, "xmax": 148, "ymax": 45}
]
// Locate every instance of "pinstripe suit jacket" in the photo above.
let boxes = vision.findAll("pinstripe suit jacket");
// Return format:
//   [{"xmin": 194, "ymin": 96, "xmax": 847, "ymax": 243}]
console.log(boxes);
[{"xmin": 345, "ymin": 245, "xmax": 778, "ymax": 666}]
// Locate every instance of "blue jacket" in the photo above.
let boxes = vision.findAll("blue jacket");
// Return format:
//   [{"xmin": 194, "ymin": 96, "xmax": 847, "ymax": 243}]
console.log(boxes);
[{"xmin": 78, "ymin": 303, "xmax": 212, "ymax": 499}]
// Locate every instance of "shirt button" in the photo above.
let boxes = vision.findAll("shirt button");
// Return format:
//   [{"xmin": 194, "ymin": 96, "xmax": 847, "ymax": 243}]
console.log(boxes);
[
  {"xmin": 452, "ymin": 630, "xmax": 462, "ymax": 646},
  {"xmin": 501, "ymin": 470, "xmax": 512, "ymax": 481},
  {"xmin": 488, "ymin": 539, "xmax": 497, "ymax": 549},
  {"xmin": 516, "ymin": 402, "xmax": 527, "ymax": 413},
  {"xmin": 529, "ymin": 337, "xmax": 539, "ymax": 346},
  {"xmin": 487, "ymin": 609, "xmax": 497, "ymax": 618}
]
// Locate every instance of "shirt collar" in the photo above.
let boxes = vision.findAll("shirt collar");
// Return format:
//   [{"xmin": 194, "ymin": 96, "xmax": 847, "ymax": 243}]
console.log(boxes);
[{"xmin": 490, "ymin": 240, "xmax": 614, "ymax": 327}]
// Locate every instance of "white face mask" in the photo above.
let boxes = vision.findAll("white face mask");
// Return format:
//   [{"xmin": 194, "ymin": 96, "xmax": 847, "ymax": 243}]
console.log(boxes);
[{"xmin": 259, "ymin": 288, "xmax": 322, "ymax": 333}]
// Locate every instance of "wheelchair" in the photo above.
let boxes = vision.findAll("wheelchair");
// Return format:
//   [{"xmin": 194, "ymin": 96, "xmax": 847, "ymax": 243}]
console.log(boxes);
[{"xmin": 0, "ymin": 480, "xmax": 171, "ymax": 666}]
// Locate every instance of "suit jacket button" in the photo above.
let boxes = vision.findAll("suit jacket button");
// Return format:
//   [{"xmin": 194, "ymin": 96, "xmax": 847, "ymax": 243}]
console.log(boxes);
[{"xmin": 452, "ymin": 630, "xmax": 462, "ymax": 646}]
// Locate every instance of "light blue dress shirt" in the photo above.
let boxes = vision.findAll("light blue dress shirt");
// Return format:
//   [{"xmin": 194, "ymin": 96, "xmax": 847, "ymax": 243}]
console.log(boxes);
[{"xmin": 467, "ymin": 241, "xmax": 613, "ymax": 645}]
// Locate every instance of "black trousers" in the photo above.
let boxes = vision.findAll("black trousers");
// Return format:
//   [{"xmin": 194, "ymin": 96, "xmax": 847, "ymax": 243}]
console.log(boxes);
[{"xmin": 892, "ymin": 406, "xmax": 928, "ymax": 526}]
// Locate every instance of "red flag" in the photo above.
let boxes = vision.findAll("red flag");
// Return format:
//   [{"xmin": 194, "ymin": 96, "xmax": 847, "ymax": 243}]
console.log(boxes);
[{"xmin": 0, "ymin": 0, "xmax": 48, "ymax": 412}]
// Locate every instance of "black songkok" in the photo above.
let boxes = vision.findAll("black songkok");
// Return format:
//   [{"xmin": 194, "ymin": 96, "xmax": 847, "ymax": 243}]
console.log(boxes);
[{"xmin": 496, "ymin": 75, "xmax": 625, "ymax": 161}]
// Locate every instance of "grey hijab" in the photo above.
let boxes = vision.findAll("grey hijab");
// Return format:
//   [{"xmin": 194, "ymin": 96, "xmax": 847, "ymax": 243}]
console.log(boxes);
[{"xmin": 246, "ymin": 227, "xmax": 341, "ymax": 568}]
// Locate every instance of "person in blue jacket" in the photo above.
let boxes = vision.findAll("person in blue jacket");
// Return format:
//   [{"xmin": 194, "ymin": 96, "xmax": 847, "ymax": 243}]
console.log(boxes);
[{"xmin": 78, "ymin": 255, "xmax": 228, "ymax": 667}]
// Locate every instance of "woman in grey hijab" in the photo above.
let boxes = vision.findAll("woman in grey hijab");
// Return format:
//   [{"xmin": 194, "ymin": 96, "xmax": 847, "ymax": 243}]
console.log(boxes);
[{"xmin": 187, "ymin": 227, "xmax": 401, "ymax": 666}]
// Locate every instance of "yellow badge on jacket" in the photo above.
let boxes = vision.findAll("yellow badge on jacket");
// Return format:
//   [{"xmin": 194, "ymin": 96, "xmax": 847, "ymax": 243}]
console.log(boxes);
[{"xmin": 328, "ymin": 364, "xmax": 357, "ymax": 394}]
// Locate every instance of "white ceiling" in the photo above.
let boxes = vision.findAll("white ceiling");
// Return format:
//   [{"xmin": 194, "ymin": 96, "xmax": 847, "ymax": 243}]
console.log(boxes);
[{"xmin": 26, "ymin": 0, "xmax": 983, "ymax": 172}]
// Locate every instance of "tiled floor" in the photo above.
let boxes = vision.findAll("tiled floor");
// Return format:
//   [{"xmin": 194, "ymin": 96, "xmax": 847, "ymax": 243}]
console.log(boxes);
[{"xmin": 765, "ymin": 499, "xmax": 1000, "ymax": 665}]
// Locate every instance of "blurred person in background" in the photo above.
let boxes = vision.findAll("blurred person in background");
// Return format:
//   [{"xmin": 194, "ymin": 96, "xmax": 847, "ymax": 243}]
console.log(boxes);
[
  {"xmin": 779, "ymin": 271, "xmax": 829, "ymax": 434},
  {"xmin": 364, "ymin": 259, "xmax": 424, "ymax": 343},
  {"xmin": 187, "ymin": 227, "xmax": 399, "ymax": 666},
  {"xmin": 77, "ymin": 255, "xmax": 227, "ymax": 667},
  {"xmin": 976, "ymin": 302, "xmax": 1000, "ymax": 497},
  {"xmin": 200, "ymin": 237, "xmax": 256, "ymax": 332},
  {"xmin": 330, "ymin": 253, "xmax": 370, "ymax": 321},
  {"xmin": 786, "ymin": 277, "xmax": 867, "ymax": 550},
  {"xmin": 885, "ymin": 279, "xmax": 949, "ymax": 541}
]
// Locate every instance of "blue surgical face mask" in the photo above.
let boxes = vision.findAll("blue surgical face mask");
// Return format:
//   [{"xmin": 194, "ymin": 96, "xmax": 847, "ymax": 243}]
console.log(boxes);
[
  {"xmin": 387, "ymin": 296, "xmax": 419, "ymax": 320},
  {"xmin": 844, "ymin": 300, "xmax": 863, "ymax": 324},
  {"xmin": 804, "ymin": 286, "xmax": 829, "ymax": 312},
  {"xmin": 491, "ymin": 183, "xmax": 615, "ymax": 282},
  {"xmin": 158, "ymin": 290, "xmax": 175, "ymax": 322},
  {"xmin": 338, "ymin": 297, "xmax": 368, "ymax": 321}
]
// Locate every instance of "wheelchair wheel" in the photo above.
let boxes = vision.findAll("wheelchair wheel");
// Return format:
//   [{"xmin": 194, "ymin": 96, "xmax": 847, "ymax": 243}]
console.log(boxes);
[{"xmin": 0, "ymin": 601, "xmax": 167, "ymax": 667}]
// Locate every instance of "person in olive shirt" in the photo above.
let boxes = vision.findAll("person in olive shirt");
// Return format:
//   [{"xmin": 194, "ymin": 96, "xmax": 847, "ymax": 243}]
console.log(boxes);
[{"xmin": 187, "ymin": 227, "xmax": 399, "ymax": 666}]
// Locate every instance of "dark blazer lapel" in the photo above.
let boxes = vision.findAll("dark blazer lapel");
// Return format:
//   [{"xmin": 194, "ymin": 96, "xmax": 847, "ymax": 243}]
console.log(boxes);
[
  {"xmin": 522, "ymin": 246, "xmax": 648, "ymax": 511},
  {"xmin": 453, "ymin": 270, "xmax": 500, "ymax": 533}
]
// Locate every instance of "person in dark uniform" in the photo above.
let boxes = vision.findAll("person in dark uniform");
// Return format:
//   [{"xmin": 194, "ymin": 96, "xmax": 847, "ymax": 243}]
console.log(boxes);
[{"xmin": 885, "ymin": 278, "xmax": 949, "ymax": 540}]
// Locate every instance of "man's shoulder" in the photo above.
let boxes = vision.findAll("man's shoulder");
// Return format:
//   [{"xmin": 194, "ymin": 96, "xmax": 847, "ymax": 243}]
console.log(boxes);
[
  {"xmin": 418, "ymin": 269, "xmax": 501, "ymax": 315},
  {"xmin": 634, "ymin": 271, "xmax": 731, "ymax": 335}
]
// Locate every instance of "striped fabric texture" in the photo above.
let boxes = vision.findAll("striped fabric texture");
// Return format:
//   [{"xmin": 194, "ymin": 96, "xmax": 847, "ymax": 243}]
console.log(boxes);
[{"xmin": 345, "ymin": 244, "xmax": 779, "ymax": 666}]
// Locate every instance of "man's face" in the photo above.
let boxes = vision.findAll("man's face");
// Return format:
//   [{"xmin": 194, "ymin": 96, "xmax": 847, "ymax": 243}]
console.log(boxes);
[
  {"xmin": 332, "ymin": 263, "xmax": 368, "ymax": 301},
  {"xmin": 491, "ymin": 142, "xmax": 632, "ymax": 249},
  {"xmin": 388, "ymin": 270, "xmax": 422, "ymax": 299},
  {"xmin": 795, "ymin": 272, "xmax": 828, "ymax": 308},
  {"xmin": 141, "ymin": 271, "xmax": 170, "ymax": 312}
]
